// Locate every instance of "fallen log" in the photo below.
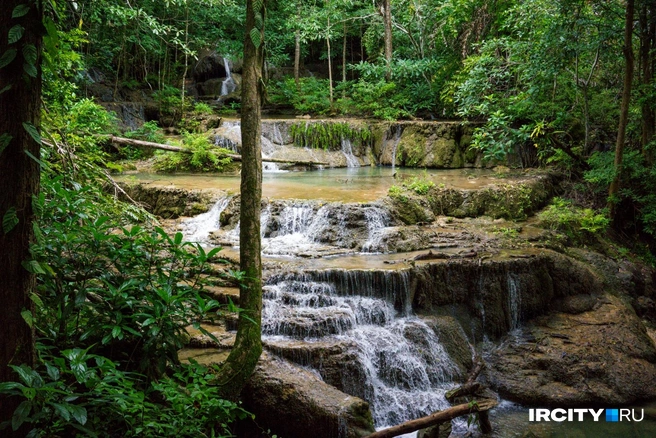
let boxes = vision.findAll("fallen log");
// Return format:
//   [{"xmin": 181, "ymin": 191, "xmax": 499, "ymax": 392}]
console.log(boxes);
[
  {"xmin": 106, "ymin": 135, "xmax": 329, "ymax": 166},
  {"xmin": 445, "ymin": 356, "xmax": 485, "ymax": 403},
  {"xmin": 363, "ymin": 399, "xmax": 498, "ymax": 438}
]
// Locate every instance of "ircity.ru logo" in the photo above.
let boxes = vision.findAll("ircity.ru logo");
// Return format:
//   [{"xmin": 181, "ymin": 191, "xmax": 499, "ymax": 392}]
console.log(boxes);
[{"xmin": 529, "ymin": 408, "xmax": 644, "ymax": 422}]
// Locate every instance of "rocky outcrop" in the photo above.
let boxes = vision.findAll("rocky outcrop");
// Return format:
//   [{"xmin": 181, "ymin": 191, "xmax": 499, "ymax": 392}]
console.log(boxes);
[
  {"xmin": 242, "ymin": 353, "xmax": 375, "ymax": 438},
  {"xmin": 374, "ymin": 122, "xmax": 477, "ymax": 168},
  {"xmin": 486, "ymin": 294, "xmax": 656, "ymax": 406},
  {"xmin": 413, "ymin": 250, "xmax": 601, "ymax": 338},
  {"xmin": 118, "ymin": 182, "xmax": 218, "ymax": 218},
  {"xmin": 387, "ymin": 171, "xmax": 560, "ymax": 223}
]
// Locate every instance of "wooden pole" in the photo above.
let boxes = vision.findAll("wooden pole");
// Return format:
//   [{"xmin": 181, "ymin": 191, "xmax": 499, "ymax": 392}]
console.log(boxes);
[{"xmin": 363, "ymin": 399, "xmax": 498, "ymax": 438}]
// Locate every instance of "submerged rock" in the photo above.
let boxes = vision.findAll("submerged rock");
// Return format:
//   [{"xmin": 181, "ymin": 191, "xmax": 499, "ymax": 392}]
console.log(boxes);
[{"xmin": 486, "ymin": 294, "xmax": 656, "ymax": 406}]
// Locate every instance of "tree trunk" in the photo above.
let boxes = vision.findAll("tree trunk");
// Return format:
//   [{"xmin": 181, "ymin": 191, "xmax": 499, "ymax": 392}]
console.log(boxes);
[
  {"xmin": 327, "ymin": 16, "xmax": 333, "ymax": 105},
  {"xmin": 639, "ymin": 2, "xmax": 655, "ymax": 164},
  {"xmin": 216, "ymin": 0, "xmax": 264, "ymax": 399},
  {"xmin": 294, "ymin": 1, "xmax": 301, "ymax": 92},
  {"xmin": 0, "ymin": 0, "xmax": 41, "ymax": 434},
  {"xmin": 382, "ymin": 0, "xmax": 393, "ymax": 80},
  {"xmin": 608, "ymin": 0, "xmax": 635, "ymax": 222},
  {"xmin": 294, "ymin": 28, "xmax": 301, "ymax": 92}
]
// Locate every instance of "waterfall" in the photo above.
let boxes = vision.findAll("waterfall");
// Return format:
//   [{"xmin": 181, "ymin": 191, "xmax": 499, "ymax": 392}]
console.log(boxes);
[
  {"xmin": 383, "ymin": 125, "xmax": 403, "ymax": 168},
  {"xmin": 341, "ymin": 138, "xmax": 360, "ymax": 168},
  {"xmin": 263, "ymin": 270, "xmax": 458, "ymax": 428},
  {"xmin": 507, "ymin": 273, "xmax": 522, "ymax": 331},
  {"xmin": 181, "ymin": 196, "xmax": 232, "ymax": 243},
  {"xmin": 220, "ymin": 57, "xmax": 237, "ymax": 96},
  {"xmin": 260, "ymin": 204, "xmax": 330, "ymax": 255},
  {"xmin": 361, "ymin": 207, "xmax": 390, "ymax": 253}
]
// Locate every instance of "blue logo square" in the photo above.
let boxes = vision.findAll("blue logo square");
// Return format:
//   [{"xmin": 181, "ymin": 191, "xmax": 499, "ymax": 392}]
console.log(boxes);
[{"xmin": 606, "ymin": 409, "xmax": 619, "ymax": 422}]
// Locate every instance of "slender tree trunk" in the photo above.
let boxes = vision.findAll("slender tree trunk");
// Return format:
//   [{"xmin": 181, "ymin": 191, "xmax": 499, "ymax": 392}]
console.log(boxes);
[
  {"xmin": 217, "ymin": 0, "xmax": 264, "ymax": 399},
  {"xmin": 608, "ymin": 0, "xmax": 635, "ymax": 222},
  {"xmin": 0, "ymin": 0, "xmax": 41, "ymax": 434},
  {"xmin": 294, "ymin": 2, "xmax": 301, "ymax": 92},
  {"xmin": 382, "ymin": 0, "xmax": 393, "ymax": 80},
  {"xmin": 639, "ymin": 2, "xmax": 655, "ymax": 163},
  {"xmin": 294, "ymin": 28, "xmax": 301, "ymax": 91},
  {"xmin": 342, "ymin": 22, "xmax": 347, "ymax": 98},
  {"xmin": 327, "ymin": 16, "xmax": 333, "ymax": 105}
]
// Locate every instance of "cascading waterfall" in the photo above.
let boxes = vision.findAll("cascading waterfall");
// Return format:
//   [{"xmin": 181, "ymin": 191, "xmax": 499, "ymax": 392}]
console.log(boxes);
[
  {"xmin": 263, "ymin": 270, "xmax": 459, "ymax": 428},
  {"xmin": 507, "ymin": 273, "xmax": 522, "ymax": 331},
  {"xmin": 181, "ymin": 196, "xmax": 232, "ymax": 243},
  {"xmin": 261, "ymin": 204, "xmax": 330, "ymax": 255},
  {"xmin": 341, "ymin": 138, "xmax": 360, "ymax": 168},
  {"xmin": 361, "ymin": 207, "xmax": 390, "ymax": 253},
  {"xmin": 383, "ymin": 125, "xmax": 403, "ymax": 169},
  {"xmin": 220, "ymin": 57, "xmax": 237, "ymax": 96}
]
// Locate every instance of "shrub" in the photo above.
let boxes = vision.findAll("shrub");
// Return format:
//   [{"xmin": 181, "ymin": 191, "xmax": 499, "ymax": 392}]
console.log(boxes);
[
  {"xmin": 538, "ymin": 197, "xmax": 609, "ymax": 240},
  {"xmin": 154, "ymin": 133, "xmax": 233, "ymax": 172}
]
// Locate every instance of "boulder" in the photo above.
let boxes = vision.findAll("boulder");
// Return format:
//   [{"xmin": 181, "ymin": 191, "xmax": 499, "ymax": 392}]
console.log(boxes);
[
  {"xmin": 486, "ymin": 294, "xmax": 656, "ymax": 406},
  {"xmin": 117, "ymin": 182, "xmax": 218, "ymax": 218},
  {"xmin": 242, "ymin": 353, "xmax": 375, "ymax": 438}
]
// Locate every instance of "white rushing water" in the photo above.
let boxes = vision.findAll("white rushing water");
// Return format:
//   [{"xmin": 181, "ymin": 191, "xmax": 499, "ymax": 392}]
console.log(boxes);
[
  {"xmin": 507, "ymin": 273, "xmax": 522, "ymax": 331},
  {"xmin": 341, "ymin": 138, "xmax": 361, "ymax": 168},
  {"xmin": 264, "ymin": 271, "xmax": 459, "ymax": 428},
  {"xmin": 181, "ymin": 196, "xmax": 232, "ymax": 243},
  {"xmin": 220, "ymin": 57, "xmax": 237, "ymax": 96},
  {"xmin": 361, "ymin": 206, "xmax": 390, "ymax": 253}
]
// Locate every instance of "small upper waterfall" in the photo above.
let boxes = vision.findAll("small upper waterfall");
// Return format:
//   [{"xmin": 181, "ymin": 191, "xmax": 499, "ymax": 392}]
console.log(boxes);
[
  {"xmin": 507, "ymin": 273, "xmax": 522, "ymax": 331},
  {"xmin": 220, "ymin": 57, "xmax": 237, "ymax": 96},
  {"xmin": 181, "ymin": 195, "xmax": 232, "ymax": 243},
  {"xmin": 341, "ymin": 138, "xmax": 360, "ymax": 168},
  {"xmin": 383, "ymin": 125, "xmax": 403, "ymax": 168}
]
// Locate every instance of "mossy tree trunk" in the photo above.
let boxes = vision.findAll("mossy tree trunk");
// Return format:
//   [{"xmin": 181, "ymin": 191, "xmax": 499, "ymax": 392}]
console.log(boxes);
[
  {"xmin": 0, "ymin": 0, "xmax": 42, "ymax": 434},
  {"xmin": 217, "ymin": 0, "xmax": 265, "ymax": 399},
  {"xmin": 608, "ymin": 0, "xmax": 635, "ymax": 222}
]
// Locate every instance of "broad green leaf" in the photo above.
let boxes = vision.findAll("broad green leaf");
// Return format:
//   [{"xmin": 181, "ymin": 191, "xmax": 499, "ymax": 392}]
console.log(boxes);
[
  {"xmin": 8, "ymin": 25, "xmax": 25, "ymax": 44},
  {"xmin": 50, "ymin": 402, "xmax": 71, "ymax": 421},
  {"xmin": 45, "ymin": 362, "xmax": 60, "ymax": 381},
  {"xmin": 22, "ymin": 122, "xmax": 41, "ymax": 145},
  {"xmin": 250, "ymin": 28, "xmax": 261, "ymax": 48},
  {"xmin": 0, "ymin": 84, "xmax": 11, "ymax": 95},
  {"xmin": 21, "ymin": 310, "xmax": 33, "ymax": 328},
  {"xmin": 0, "ymin": 133, "xmax": 12, "ymax": 157},
  {"xmin": 68, "ymin": 404, "xmax": 87, "ymax": 425},
  {"xmin": 29, "ymin": 292, "xmax": 43, "ymax": 308},
  {"xmin": 22, "ymin": 260, "xmax": 45, "ymax": 275},
  {"xmin": 12, "ymin": 4, "xmax": 30, "ymax": 18},
  {"xmin": 22, "ymin": 44, "xmax": 37, "ymax": 66},
  {"xmin": 3, "ymin": 207, "xmax": 19, "ymax": 234},
  {"xmin": 12, "ymin": 400, "xmax": 31, "ymax": 431},
  {"xmin": 23, "ymin": 62, "xmax": 37, "ymax": 78},
  {"xmin": 0, "ymin": 49, "xmax": 18, "ymax": 69}
]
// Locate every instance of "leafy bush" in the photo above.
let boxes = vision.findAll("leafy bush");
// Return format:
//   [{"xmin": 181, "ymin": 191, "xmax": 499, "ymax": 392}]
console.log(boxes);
[
  {"xmin": 538, "ymin": 197, "xmax": 609, "ymax": 240},
  {"xmin": 153, "ymin": 85, "xmax": 193, "ymax": 122},
  {"xmin": 0, "ymin": 168, "xmax": 249, "ymax": 436},
  {"xmin": 404, "ymin": 176, "xmax": 435, "ymax": 195},
  {"xmin": 154, "ymin": 133, "xmax": 233, "ymax": 172},
  {"xmin": 270, "ymin": 77, "xmax": 332, "ymax": 115},
  {"xmin": 193, "ymin": 102, "xmax": 214, "ymax": 115}
]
